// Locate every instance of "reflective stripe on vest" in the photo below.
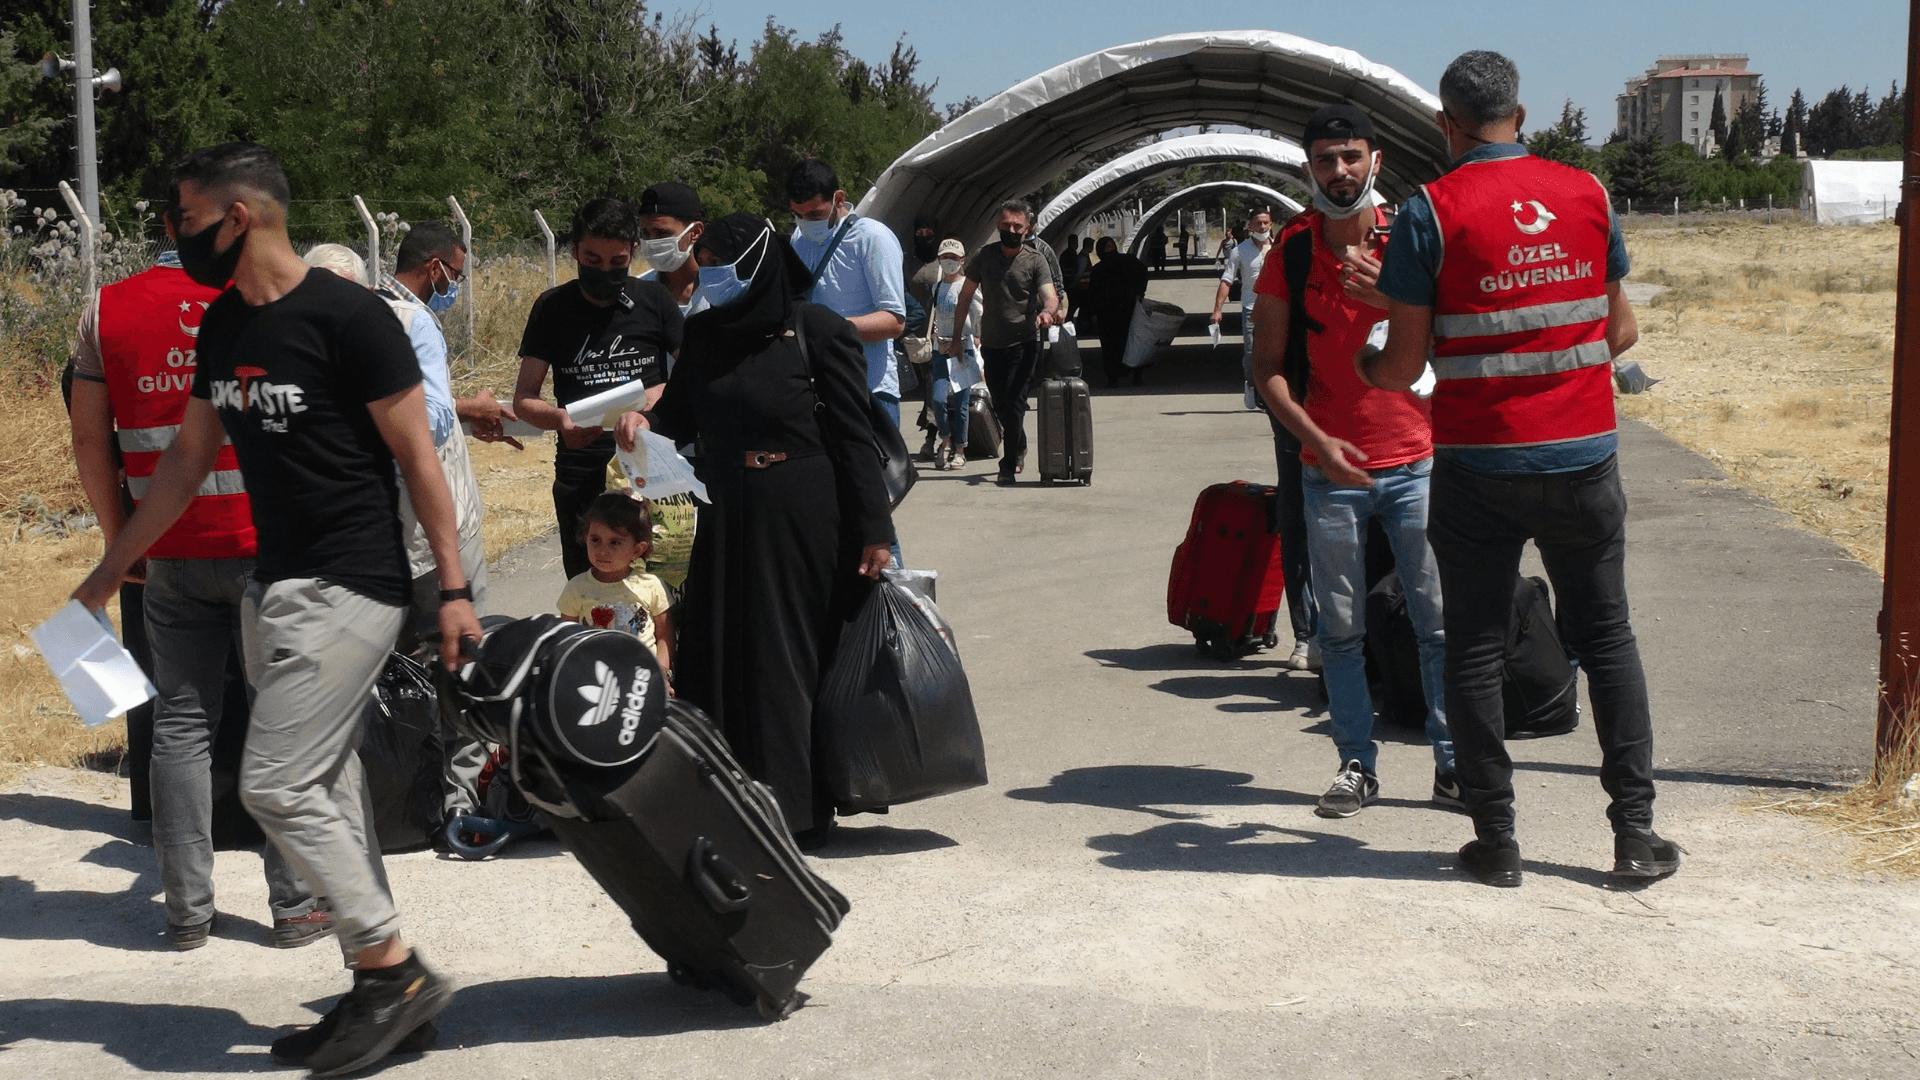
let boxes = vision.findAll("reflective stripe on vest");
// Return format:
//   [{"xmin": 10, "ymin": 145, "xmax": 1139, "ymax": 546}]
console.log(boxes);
[
  {"xmin": 117, "ymin": 424, "xmax": 180, "ymax": 453},
  {"xmin": 1431, "ymin": 338, "xmax": 1613, "ymax": 381},
  {"xmin": 1431, "ymin": 295, "xmax": 1610, "ymax": 340},
  {"xmin": 127, "ymin": 469, "xmax": 247, "ymax": 500},
  {"xmin": 1422, "ymin": 154, "xmax": 1616, "ymax": 449}
]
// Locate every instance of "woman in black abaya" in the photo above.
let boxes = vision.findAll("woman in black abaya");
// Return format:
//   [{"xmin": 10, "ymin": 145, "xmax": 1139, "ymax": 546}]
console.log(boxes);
[{"xmin": 619, "ymin": 213, "xmax": 893, "ymax": 843}]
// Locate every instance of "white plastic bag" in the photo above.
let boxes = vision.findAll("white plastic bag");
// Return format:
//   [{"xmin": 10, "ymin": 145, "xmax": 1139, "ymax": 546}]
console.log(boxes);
[{"xmin": 1121, "ymin": 298, "xmax": 1185, "ymax": 369}]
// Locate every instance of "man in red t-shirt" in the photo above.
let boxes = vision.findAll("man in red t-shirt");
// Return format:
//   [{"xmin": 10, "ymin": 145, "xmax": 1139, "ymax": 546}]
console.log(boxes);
[{"xmin": 1249, "ymin": 103, "xmax": 1455, "ymax": 820}]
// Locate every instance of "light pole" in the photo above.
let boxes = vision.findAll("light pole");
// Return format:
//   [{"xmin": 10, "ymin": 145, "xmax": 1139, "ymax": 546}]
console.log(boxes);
[{"xmin": 38, "ymin": 0, "xmax": 121, "ymax": 227}]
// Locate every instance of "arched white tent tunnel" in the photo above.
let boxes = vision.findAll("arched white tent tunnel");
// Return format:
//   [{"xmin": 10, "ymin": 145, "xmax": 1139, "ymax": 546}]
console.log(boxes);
[
  {"xmin": 1032, "ymin": 133, "xmax": 1310, "ymax": 248},
  {"xmin": 855, "ymin": 30, "xmax": 1446, "ymax": 248},
  {"xmin": 1122, "ymin": 180, "xmax": 1304, "ymax": 258}
]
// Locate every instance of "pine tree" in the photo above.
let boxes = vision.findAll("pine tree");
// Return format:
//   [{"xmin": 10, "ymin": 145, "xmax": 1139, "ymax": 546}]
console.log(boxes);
[
  {"xmin": 1709, "ymin": 89, "xmax": 1728, "ymax": 150},
  {"xmin": 1782, "ymin": 90, "xmax": 1803, "ymax": 156}
]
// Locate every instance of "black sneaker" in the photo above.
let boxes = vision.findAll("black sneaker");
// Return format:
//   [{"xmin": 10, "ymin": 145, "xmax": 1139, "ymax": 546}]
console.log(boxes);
[
  {"xmin": 301, "ymin": 952, "xmax": 453, "ymax": 1078},
  {"xmin": 271, "ymin": 1003, "xmax": 439, "ymax": 1068},
  {"xmin": 1313, "ymin": 760, "xmax": 1379, "ymax": 818},
  {"xmin": 167, "ymin": 915, "xmax": 214, "ymax": 951},
  {"xmin": 1459, "ymin": 837, "xmax": 1523, "ymax": 887},
  {"xmin": 1432, "ymin": 770, "xmax": 1466, "ymax": 812},
  {"xmin": 1612, "ymin": 830, "xmax": 1683, "ymax": 882},
  {"xmin": 994, "ymin": 472, "xmax": 1016, "ymax": 487}
]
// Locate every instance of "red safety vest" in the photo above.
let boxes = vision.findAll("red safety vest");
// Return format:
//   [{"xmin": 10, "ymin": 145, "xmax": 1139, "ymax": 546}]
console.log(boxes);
[
  {"xmin": 96, "ymin": 265, "xmax": 256, "ymax": 560},
  {"xmin": 1422, "ymin": 153, "xmax": 1616, "ymax": 450}
]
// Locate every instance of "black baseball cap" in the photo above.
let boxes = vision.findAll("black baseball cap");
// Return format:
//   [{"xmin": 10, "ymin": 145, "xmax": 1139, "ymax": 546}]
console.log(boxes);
[
  {"xmin": 638, "ymin": 181, "xmax": 704, "ymax": 223},
  {"xmin": 1302, "ymin": 104, "xmax": 1377, "ymax": 148}
]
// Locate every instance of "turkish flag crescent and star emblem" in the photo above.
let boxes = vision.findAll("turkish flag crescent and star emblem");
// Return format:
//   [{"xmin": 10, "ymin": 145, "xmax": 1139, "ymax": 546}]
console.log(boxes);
[{"xmin": 1511, "ymin": 200, "xmax": 1556, "ymax": 236}]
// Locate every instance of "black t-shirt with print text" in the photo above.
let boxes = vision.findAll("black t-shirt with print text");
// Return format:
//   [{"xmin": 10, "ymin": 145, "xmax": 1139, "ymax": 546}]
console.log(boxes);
[
  {"xmin": 190, "ymin": 267, "xmax": 422, "ymax": 606},
  {"xmin": 517, "ymin": 276, "xmax": 685, "ymax": 407}
]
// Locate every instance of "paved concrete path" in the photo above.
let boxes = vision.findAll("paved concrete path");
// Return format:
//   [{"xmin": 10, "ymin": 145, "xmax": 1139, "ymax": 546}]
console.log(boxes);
[{"xmin": 4, "ymin": 300, "xmax": 1915, "ymax": 1078}]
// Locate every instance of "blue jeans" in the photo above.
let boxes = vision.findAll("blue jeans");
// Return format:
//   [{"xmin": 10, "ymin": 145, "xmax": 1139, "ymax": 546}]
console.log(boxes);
[
  {"xmin": 1302, "ymin": 458, "xmax": 1452, "ymax": 775},
  {"xmin": 930, "ymin": 350, "xmax": 972, "ymax": 446}
]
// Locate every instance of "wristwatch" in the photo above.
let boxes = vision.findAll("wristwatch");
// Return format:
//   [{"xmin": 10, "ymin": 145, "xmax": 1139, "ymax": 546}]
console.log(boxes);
[{"xmin": 439, "ymin": 584, "xmax": 474, "ymax": 603}]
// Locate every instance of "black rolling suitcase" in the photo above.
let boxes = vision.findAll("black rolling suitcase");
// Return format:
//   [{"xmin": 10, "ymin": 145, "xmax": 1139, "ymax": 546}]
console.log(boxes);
[
  {"xmin": 966, "ymin": 386, "xmax": 1001, "ymax": 461},
  {"xmin": 1035, "ymin": 376, "xmax": 1093, "ymax": 485},
  {"xmin": 543, "ymin": 702, "xmax": 850, "ymax": 1020},
  {"xmin": 447, "ymin": 616, "xmax": 849, "ymax": 1020}
]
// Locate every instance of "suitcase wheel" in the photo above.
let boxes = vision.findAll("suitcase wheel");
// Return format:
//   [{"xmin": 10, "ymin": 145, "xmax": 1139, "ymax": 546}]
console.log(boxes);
[
  {"xmin": 667, "ymin": 962, "xmax": 712, "ymax": 991},
  {"xmin": 756, "ymin": 992, "xmax": 803, "ymax": 1022},
  {"xmin": 1204, "ymin": 636, "xmax": 1237, "ymax": 662},
  {"xmin": 1262, "ymin": 633, "xmax": 1279, "ymax": 650}
]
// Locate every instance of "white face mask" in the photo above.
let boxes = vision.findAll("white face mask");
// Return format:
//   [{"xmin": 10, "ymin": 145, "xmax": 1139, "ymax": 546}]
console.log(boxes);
[
  {"xmin": 640, "ymin": 222, "xmax": 697, "ymax": 273},
  {"xmin": 1249, "ymin": 228, "xmax": 1272, "ymax": 243},
  {"xmin": 938, "ymin": 258, "xmax": 962, "ymax": 277},
  {"xmin": 1309, "ymin": 150, "xmax": 1382, "ymax": 220}
]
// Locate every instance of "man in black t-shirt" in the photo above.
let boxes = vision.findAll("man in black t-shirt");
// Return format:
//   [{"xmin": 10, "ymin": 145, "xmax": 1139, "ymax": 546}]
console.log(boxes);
[
  {"xmin": 73, "ymin": 143, "xmax": 476, "ymax": 1075},
  {"xmin": 512, "ymin": 196, "xmax": 685, "ymax": 578}
]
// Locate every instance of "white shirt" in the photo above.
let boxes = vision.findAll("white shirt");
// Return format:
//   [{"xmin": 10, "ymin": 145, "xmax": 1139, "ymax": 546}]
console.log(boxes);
[{"xmin": 1220, "ymin": 236, "xmax": 1274, "ymax": 303}]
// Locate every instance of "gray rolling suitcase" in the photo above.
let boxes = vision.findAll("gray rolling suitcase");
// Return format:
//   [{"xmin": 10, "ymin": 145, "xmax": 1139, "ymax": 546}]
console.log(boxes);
[{"xmin": 1035, "ymin": 376, "xmax": 1093, "ymax": 485}]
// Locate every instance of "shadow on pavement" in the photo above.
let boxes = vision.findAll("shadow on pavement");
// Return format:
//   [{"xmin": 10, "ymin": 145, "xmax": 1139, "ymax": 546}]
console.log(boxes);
[
  {"xmin": 0, "ymin": 791, "xmax": 144, "ymax": 840},
  {"xmin": 0, "ymin": 836, "xmax": 280, "ymax": 951},
  {"xmin": 1006, "ymin": 765, "xmax": 1314, "ymax": 820},
  {"xmin": 1085, "ymin": 819, "xmax": 1610, "ymax": 885},
  {"xmin": 810, "ymin": 824, "xmax": 959, "ymax": 859},
  {"xmin": 1511, "ymin": 759, "xmax": 1837, "ymax": 791},
  {"xmin": 0, "ymin": 976, "xmax": 762, "ymax": 1073}
]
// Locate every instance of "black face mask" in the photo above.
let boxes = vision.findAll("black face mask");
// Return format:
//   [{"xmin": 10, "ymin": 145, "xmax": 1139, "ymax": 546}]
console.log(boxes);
[
  {"xmin": 576, "ymin": 262, "xmax": 630, "ymax": 304},
  {"xmin": 998, "ymin": 229, "xmax": 1024, "ymax": 250},
  {"xmin": 913, "ymin": 235, "xmax": 938, "ymax": 261},
  {"xmin": 176, "ymin": 213, "xmax": 244, "ymax": 290}
]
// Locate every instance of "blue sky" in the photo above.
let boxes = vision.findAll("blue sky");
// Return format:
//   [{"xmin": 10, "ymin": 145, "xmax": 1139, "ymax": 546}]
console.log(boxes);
[{"xmin": 681, "ymin": 0, "xmax": 1907, "ymax": 134}]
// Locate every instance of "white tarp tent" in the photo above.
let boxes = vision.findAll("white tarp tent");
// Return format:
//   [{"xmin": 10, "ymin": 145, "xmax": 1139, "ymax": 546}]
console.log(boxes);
[
  {"xmin": 1033, "ymin": 134, "xmax": 1309, "ymax": 245},
  {"xmin": 1125, "ymin": 180, "xmax": 1304, "ymax": 257},
  {"xmin": 855, "ymin": 30, "xmax": 1446, "ymax": 247},
  {"xmin": 1802, "ymin": 160, "xmax": 1901, "ymax": 225}
]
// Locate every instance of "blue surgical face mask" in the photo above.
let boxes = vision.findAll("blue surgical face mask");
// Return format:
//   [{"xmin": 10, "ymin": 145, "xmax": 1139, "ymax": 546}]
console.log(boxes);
[
  {"xmin": 696, "ymin": 226, "xmax": 772, "ymax": 309},
  {"xmin": 427, "ymin": 265, "xmax": 461, "ymax": 313},
  {"xmin": 792, "ymin": 202, "xmax": 843, "ymax": 244}
]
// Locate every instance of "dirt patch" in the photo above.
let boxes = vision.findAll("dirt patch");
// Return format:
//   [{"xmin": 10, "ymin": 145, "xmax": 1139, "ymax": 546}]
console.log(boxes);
[{"xmin": 1618, "ymin": 219, "xmax": 1896, "ymax": 573}]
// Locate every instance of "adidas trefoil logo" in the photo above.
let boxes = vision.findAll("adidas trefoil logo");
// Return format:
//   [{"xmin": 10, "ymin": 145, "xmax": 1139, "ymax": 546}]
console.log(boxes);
[{"xmin": 576, "ymin": 661, "xmax": 620, "ymax": 728}]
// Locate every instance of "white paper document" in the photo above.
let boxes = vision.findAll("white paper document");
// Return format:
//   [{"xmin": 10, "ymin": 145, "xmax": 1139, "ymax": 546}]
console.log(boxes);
[
  {"xmin": 1208, "ymin": 323, "xmax": 1222, "ymax": 348},
  {"xmin": 565, "ymin": 379, "xmax": 653, "ymax": 429},
  {"xmin": 615, "ymin": 431, "xmax": 710, "ymax": 504},
  {"xmin": 31, "ymin": 600, "xmax": 156, "ymax": 727}
]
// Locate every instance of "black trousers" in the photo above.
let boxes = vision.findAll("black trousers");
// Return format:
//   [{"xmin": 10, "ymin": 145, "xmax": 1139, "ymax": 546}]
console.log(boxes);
[
  {"xmin": 1427, "ymin": 454, "xmax": 1656, "ymax": 841},
  {"xmin": 1265, "ymin": 412, "xmax": 1315, "ymax": 645},
  {"xmin": 981, "ymin": 340, "xmax": 1040, "ymax": 476},
  {"xmin": 553, "ymin": 443, "xmax": 615, "ymax": 580},
  {"xmin": 1096, "ymin": 307, "xmax": 1140, "ymax": 388}
]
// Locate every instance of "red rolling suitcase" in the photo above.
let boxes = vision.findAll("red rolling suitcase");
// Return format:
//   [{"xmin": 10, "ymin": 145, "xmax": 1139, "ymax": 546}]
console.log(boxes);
[{"xmin": 1167, "ymin": 481, "xmax": 1286, "ymax": 660}]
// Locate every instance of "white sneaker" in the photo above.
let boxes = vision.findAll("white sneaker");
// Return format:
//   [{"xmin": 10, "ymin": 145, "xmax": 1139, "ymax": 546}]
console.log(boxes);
[{"xmin": 1286, "ymin": 640, "xmax": 1312, "ymax": 670}]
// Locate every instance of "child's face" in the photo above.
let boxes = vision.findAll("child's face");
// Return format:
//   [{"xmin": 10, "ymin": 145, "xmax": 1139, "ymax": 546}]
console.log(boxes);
[{"xmin": 584, "ymin": 519, "xmax": 647, "ymax": 578}]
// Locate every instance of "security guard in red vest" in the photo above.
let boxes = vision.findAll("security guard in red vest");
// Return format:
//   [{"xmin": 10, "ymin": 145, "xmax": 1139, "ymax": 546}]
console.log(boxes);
[
  {"xmin": 1361, "ymin": 50, "xmax": 1681, "ymax": 889},
  {"xmin": 69, "ymin": 214, "xmax": 327, "ymax": 951}
]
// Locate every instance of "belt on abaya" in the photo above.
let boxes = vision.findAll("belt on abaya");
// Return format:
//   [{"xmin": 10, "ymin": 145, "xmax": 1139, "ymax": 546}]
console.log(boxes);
[{"xmin": 729, "ymin": 449, "xmax": 826, "ymax": 470}]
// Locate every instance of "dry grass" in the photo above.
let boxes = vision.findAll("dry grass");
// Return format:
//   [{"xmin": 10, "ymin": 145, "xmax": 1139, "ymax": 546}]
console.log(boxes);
[
  {"xmin": 1757, "ymin": 702, "xmax": 1920, "ymax": 877},
  {"xmin": 1617, "ymin": 218, "xmax": 1897, "ymax": 572},
  {"xmin": 0, "ymin": 531, "xmax": 129, "ymax": 785}
]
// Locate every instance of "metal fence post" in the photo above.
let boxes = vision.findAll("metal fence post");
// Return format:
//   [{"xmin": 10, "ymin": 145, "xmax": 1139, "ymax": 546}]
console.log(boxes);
[
  {"xmin": 57, "ymin": 180, "xmax": 94, "ymax": 299},
  {"xmin": 351, "ymin": 195, "xmax": 377, "ymax": 284},
  {"xmin": 447, "ymin": 196, "xmax": 475, "ymax": 357},
  {"xmin": 534, "ymin": 210, "xmax": 557, "ymax": 288}
]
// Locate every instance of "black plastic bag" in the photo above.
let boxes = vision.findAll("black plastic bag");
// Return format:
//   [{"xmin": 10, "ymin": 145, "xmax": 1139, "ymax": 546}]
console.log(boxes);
[
  {"xmin": 1048, "ymin": 327, "xmax": 1083, "ymax": 377},
  {"xmin": 358, "ymin": 652, "xmax": 446, "ymax": 854},
  {"xmin": 815, "ymin": 581, "xmax": 988, "ymax": 814}
]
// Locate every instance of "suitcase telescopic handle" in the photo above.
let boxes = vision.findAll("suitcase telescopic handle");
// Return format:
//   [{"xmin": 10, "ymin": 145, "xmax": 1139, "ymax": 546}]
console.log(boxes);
[{"xmin": 688, "ymin": 836, "xmax": 753, "ymax": 914}]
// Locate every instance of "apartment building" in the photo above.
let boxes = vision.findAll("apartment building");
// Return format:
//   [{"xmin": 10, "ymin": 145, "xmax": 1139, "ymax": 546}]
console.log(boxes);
[{"xmin": 1616, "ymin": 54, "xmax": 1764, "ymax": 153}]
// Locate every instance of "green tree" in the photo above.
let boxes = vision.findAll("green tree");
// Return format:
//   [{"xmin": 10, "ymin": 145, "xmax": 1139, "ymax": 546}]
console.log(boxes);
[
  {"xmin": 0, "ymin": 29, "xmax": 56, "ymax": 175},
  {"xmin": 1782, "ymin": 88, "xmax": 1806, "ymax": 157},
  {"xmin": 1709, "ymin": 89, "xmax": 1727, "ymax": 150},
  {"xmin": 1524, "ymin": 99, "xmax": 1601, "ymax": 175}
]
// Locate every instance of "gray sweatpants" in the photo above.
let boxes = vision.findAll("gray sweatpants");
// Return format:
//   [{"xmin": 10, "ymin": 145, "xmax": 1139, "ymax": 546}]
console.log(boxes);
[
  {"xmin": 405, "ymin": 528, "xmax": 489, "ymax": 817},
  {"xmin": 239, "ymin": 578, "xmax": 407, "ymax": 960},
  {"xmin": 145, "ymin": 557, "xmax": 313, "ymax": 928}
]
